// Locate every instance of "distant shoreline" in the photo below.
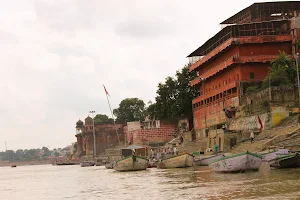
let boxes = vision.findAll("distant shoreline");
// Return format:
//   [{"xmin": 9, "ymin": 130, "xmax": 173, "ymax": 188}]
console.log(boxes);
[{"xmin": 0, "ymin": 160, "xmax": 51, "ymax": 167}]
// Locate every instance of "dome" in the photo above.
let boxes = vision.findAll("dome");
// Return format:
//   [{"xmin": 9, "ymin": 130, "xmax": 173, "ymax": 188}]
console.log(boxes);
[
  {"xmin": 76, "ymin": 119, "xmax": 84, "ymax": 128},
  {"xmin": 85, "ymin": 116, "xmax": 93, "ymax": 125}
]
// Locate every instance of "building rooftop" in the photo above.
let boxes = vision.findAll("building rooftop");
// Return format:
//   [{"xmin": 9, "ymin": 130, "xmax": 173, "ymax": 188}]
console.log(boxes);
[
  {"xmin": 188, "ymin": 19, "xmax": 290, "ymax": 57},
  {"xmin": 221, "ymin": 1, "xmax": 300, "ymax": 25}
]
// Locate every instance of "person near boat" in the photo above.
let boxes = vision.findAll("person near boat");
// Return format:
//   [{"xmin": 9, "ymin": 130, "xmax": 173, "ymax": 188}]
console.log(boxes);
[
  {"xmin": 150, "ymin": 149, "xmax": 154, "ymax": 159},
  {"xmin": 174, "ymin": 147, "xmax": 178, "ymax": 155},
  {"xmin": 178, "ymin": 135, "xmax": 183, "ymax": 145},
  {"xmin": 250, "ymin": 132, "xmax": 255, "ymax": 143},
  {"xmin": 156, "ymin": 150, "xmax": 161, "ymax": 160},
  {"xmin": 213, "ymin": 137, "xmax": 219, "ymax": 153}
]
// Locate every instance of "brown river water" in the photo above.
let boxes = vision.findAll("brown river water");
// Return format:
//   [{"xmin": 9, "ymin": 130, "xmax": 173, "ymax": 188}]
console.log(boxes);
[{"xmin": 0, "ymin": 165, "xmax": 300, "ymax": 200}]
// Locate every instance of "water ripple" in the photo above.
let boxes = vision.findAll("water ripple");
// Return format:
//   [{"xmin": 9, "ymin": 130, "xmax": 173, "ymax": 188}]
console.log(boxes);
[{"xmin": 0, "ymin": 165, "xmax": 299, "ymax": 199}]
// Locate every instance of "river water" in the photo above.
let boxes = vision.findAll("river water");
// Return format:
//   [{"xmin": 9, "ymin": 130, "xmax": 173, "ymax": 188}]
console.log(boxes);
[{"xmin": 1, "ymin": 165, "xmax": 300, "ymax": 200}]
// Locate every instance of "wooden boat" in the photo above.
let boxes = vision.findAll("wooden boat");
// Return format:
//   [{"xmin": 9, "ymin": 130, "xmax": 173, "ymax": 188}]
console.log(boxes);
[
  {"xmin": 105, "ymin": 162, "xmax": 114, "ymax": 169},
  {"xmin": 113, "ymin": 155, "xmax": 149, "ymax": 171},
  {"xmin": 269, "ymin": 153, "xmax": 300, "ymax": 168},
  {"xmin": 260, "ymin": 149, "xmax": 289, "ymax": 161},
  {"xmin": 194, "ymin": 154, "xmax": 224, "ymax": 166},
  {"xmin": 56, "ymin": 162, "xmax": 79, "ymax": 166},
  {"xmin": 95, "ymin": 160, "xmax": 103, "ymax": 166},
  {"xmin": 147, "ymin": 160, "xmax": 157, "ymax": 168},
  {"xmin": 209, "ymin": 151, "xmax": 262, "ymax": 173},
  {"xmin": 157, "ymin": 153, "xmax": 194, "ymax": 169},
  {"xmin": 80, "ymin": 161, "xmax": 95, "ymax": 167}
]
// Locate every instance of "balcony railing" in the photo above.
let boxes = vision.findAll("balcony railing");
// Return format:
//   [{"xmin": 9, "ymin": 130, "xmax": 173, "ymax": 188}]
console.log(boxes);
[
  {"xmin": 192, "ymin": 81, "xmax": 237, "ymax": 105},
  {"xmin": 190, "ymin": 54, "xmax": 289, "ymax": 87}
]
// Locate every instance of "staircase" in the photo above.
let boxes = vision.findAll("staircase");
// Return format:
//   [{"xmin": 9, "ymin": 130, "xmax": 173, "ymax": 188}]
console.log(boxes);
[
  {"xmin": 177, "ymin": 139, "xmax": 207, "ymax": 154},
  {"xmin": 230, "ymin": 124, "xmax": 299, "ymax": 153}
]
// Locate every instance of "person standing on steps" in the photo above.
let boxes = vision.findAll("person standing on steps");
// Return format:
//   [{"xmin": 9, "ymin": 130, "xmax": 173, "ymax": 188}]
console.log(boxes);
[
  {"xmin": 250, "ymin": 132, "xmax": 255, "ymax": 143},
  {"xmin": 213, "ymin": 137, "xmax": 219, "ymax": 154}
]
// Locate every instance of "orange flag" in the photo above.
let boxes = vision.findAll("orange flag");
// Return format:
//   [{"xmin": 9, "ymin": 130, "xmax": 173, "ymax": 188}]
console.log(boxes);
[
  {"xmin": 103, "ymin": 85, "xmax": 110, "ymax": 96},
  {"xmin": 258, "ymin": 115, "xmax": 263, "ymax": 132}
]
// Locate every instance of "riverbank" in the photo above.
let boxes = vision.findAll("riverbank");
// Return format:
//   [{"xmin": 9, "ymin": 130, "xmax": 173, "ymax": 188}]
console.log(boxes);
[{"xmin": 0, "ymin": 160, "xmax": 51, "ymax": 167}]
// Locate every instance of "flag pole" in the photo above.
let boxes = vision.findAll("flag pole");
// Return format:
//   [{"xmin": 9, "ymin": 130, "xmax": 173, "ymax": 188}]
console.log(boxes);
[{"xmin": 103, "ymin": 85, "xmax": 120, "ymax": 144}]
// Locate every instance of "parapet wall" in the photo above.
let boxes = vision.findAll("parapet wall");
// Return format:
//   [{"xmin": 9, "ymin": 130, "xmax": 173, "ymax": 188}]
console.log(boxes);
[{"xmin": 126, "ymin": 122, "xmax": 177, "ymax": 145}]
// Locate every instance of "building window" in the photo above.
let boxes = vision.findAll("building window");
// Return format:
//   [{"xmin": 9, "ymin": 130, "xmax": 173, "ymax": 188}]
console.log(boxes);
[{"xmin": 250, "ymin": 72, "xmax": 254, "ymax": 79}]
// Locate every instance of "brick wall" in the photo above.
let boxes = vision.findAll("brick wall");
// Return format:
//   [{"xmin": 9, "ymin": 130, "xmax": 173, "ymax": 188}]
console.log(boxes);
[{"xmin": 127, "ymin": 122, "xmax": 177, "ymax": 145}]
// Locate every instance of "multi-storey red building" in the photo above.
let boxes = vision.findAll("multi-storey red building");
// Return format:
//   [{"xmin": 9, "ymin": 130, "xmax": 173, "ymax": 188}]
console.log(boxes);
[{"xmin": 188, "ymin": 2, "xmax": 300, "ymax": 131}]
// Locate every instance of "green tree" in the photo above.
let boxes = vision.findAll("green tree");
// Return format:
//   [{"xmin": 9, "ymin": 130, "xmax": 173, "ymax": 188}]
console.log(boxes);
[
  {"xmin": 113, "ymin": 98, "xmax": 146, "ymax": 123},
  {"xmin": 42, "ymin": 146, "xmax": 50, "ymax": 157},
  {"xmin": 3, "ymin": 150, "xmax": 16, "ymax": 161},
  {"xmin": 263, "ymin": 52, "xmax": 296, "ymax": 88},
  {"xmin": 15, "ymin": 149, "xmax": 24, "ymax": 160},
  {"xmin": 0, "ymin": 151, "xmax": 5, "ymax": 160},
  {"xmin": 54, "ymin": 152, "xmax": 60, "ymax": 157},
  {"xmin": 93, "ymin": 114, "xmax": 114, "ymax": 124},
  {"xmin": 148, "ymin": 64, "xmax": 198, "ymax": 121},
  {"xmin": 24, "ymin": 149, "xmax": 39, "ymax": 160}
]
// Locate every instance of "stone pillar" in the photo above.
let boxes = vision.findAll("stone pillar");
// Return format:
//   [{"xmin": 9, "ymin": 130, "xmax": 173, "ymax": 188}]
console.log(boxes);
[
  {"xmin": 76, "ymin": 135, "xmax": 83, "ymax": 155},
  {"xmin": 96, "ymin": 134, "xmax": 103, "ymax": 156},
  {"xmin": 85, "ymin": 133, "xmax": 94, "ymax": 156}
]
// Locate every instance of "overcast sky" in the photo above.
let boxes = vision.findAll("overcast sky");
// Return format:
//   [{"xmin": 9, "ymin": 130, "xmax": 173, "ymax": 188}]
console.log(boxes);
[{"xmin": 0, "ymin": 0, "xmax": 285, "ymax": 151}]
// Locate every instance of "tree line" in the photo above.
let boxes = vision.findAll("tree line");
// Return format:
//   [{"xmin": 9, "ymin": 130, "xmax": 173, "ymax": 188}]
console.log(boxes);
[{"xmin": 0, "ymin": 147, "xmax": 67, "ymax": 161}]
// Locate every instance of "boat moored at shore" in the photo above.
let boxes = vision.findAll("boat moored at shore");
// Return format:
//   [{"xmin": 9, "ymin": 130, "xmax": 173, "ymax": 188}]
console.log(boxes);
[
  {"xmin": 209, "ymin": 151, "xmax": 262, "ymax": 173},
  {"xmin": 194, "ymin": 154, "xmax": 224, "ymax": 166},
  {"xmin": 113, "ymin": 155, "xmax": 149, "ymax": 171},
  {"xmin": 80, "ymin": 161, "xmax": 95, "ymax": 167},
  {"xmin": 269, "ymin": 153, "xmax": 300, "ymax": 168},
  {"xmin": 157, "ymin": 153, "xmax": 194, "ymax": 169}
]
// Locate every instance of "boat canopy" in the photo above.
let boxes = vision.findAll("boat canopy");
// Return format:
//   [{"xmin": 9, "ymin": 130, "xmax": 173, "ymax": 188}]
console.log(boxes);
[{"xmin": 122, "ymin": 145, "xmax": 145, "ymax": 150}]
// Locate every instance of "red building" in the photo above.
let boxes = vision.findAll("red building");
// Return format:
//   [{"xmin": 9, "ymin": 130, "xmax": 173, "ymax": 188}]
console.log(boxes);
[
  {"xmin": 188, "ymin": 2, "xmax": 300, "ymax": 131},
  {"xmin": 75, "ymin": 117, "xmax": 124, "ymax": 157}
]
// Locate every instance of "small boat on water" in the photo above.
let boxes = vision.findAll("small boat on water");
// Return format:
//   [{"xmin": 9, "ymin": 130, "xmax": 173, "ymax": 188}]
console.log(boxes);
[
  {"xmin": 105, "ymin": 162, "xmax": 114, "ymax": 169},
  {"xmin": 269, "ymin": 153, "xmax": 300, "ymax": 168},
  {"xmin": 56, "ymin": 162, "xmax": 79, "ymax": 166},
  {"xmin": 260, "ymin": 149, "xmax": 289, "ymax": 161},
  {"xmin": 80, "ymin": 161, "xmax": 95, "ymax": 167},
  {"xmin": 11, "ymin": 165, "xmax": 17, "ymax": 168},
  {"xmin": 157, "ymin": 153, "xmax": 194, "ymax": 169},
  {"xmin": 194, "ymin": 154, "xmax": 224, "ymax": 166},
  {"xmin": 209, "ymin": 151, "xmax": 262, "ymax": 173},
  {"xmin": 148, "ymin": 160, "xmax": 158, "ymax": 168},
  {"xmin": 95, "ymin": 160, "xmax": 103, "ymax": 166},
  {"xmin": 113, "ymin": 155, "xmax": 149, "ymax": 171}
]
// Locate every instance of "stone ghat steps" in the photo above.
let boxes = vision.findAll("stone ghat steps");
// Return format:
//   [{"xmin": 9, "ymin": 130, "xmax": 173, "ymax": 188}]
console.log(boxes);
[
  {"xmin": 230, "ymin": 124, "xmax": 299, "ymax": 154},
  {"xmin": 177, "ymin": 140, "xmax": 207, "ymax": 154},
  {"xmin": 230, "ymin": 140, "xmax": 268, "ymax": 154},
  {"xmin": 255, "ymin": 125, "xmax": 298, "ymax": 141}
]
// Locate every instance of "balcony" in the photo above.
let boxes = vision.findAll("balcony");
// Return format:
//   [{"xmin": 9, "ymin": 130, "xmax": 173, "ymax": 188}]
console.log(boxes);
[
  {"xmin": 188, "ymin": 19, "xmax": 292, "ymax": 72},
  {"xmin": 192, "ymin": 81, "xmax": 237, "ymax": 105},
  {"xmin": 190, "ymin": 54, "xmax": 288, "ymax": 87}
]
